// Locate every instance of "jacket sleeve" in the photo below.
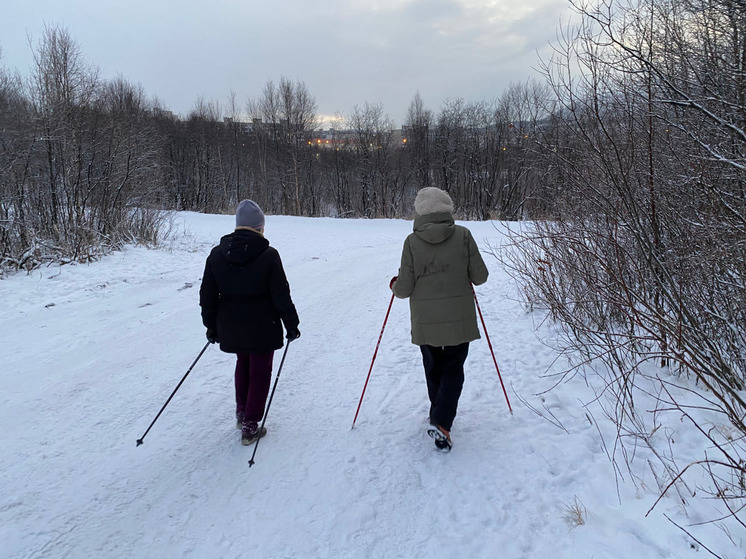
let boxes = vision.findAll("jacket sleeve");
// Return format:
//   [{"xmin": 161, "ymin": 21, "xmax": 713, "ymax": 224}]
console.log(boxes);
[
  {"xmin": 268, "ymin": 250, "xmax": 300, "ymax": 331},
  {"xmin": 467, "ymin": 231, "xmax": 489, "ymax": 286},
  {"xmin": 392, "ymin": 236, "xmax": 416, "ymax": 298},
  {"xmin": 199, "ymin": 256, "xmax": 219, "ymax": 329}
]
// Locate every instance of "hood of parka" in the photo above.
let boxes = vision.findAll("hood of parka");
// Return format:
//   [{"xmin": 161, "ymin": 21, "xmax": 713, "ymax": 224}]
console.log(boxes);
[
  {"xmin": 219, "ymin": 229, "xmax": 269, "ymax": 265},
  {"xmin": 413, "ymin": 211, "xmax": 456, "ymax": 245}
]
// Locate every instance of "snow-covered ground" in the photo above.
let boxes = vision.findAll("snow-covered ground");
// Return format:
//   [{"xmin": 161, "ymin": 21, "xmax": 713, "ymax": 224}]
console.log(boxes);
[{"xmin": 1, "ymin": 212, "xmax": 741, "ymax": 558}]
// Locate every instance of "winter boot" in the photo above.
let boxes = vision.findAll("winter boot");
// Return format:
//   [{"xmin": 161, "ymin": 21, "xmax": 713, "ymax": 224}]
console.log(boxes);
[
  {"xmin": 241, "ymin": 420, "xmax": 267, "ymax": 446},
  {"xmin": 427, "ymin": 423, "xmax": 452, "ymax": 452},
  {"xmin": 236, "ymin": 411, "xmax": 245, "ymax": 430}
]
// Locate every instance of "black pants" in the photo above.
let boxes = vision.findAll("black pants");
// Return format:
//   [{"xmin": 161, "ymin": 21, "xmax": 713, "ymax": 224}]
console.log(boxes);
[{"xmin": 421, "ymin": 343, "xmax": 469, "ymax": 431}]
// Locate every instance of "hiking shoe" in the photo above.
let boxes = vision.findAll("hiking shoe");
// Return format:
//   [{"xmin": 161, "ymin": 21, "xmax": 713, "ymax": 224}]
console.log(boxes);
[
  {"xmin": 236, "ymin": 411, "xmax": 245, "ymax": 430},
  {"xmin": 427, "ymin": 424, "xmax": 452, "ymax": 452},
  {"xmin": 241, "ymin": 420, "xmax": 267, "ymax": 446}
]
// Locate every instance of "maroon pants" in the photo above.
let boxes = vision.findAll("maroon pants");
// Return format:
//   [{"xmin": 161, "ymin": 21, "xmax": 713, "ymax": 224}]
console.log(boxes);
[{"xmin": 235, "ymin": 352, "xmax": 274, "ymax": 422}]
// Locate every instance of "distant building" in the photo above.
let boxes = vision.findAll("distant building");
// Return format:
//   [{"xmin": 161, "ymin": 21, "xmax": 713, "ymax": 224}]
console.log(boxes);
[
  {"xmin": 152, "ymin": 107, "xmax": 177, "ymax": 120},
  {"xmin": 216, "ymin": 118, "xmax": 410, "ymax": 149},
  {"xmin": 304, "ymin": 128, "xmax": 407, "ymax": 149}
]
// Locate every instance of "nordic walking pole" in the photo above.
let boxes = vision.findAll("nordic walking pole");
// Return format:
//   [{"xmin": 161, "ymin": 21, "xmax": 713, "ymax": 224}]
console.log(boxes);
[
  {"xmin": 472, "ymin": 285, "xmax": 513, "ymax": 414},
  {"xmin": 249, "ymin": 340, "xmax": 292, "ymax": 467},
  {"xmin": 136, "ymin": 341, "xmax": 211, "ymax": 446},
  {"xmin": 352, "ymin": 291, "xmax": 396, "ymax": 429}
]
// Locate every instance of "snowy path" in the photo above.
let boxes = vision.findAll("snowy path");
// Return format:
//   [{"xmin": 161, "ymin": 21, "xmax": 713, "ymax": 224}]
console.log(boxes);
[{"xmin": 0, "ymin": 213, "xmax": 726, "ymax": 558}]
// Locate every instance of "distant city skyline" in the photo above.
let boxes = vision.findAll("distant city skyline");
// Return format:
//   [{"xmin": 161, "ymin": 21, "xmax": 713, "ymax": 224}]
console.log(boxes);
[{"xmin": 0, "ymin": 0, "xmax": 573, "ymax": 128}]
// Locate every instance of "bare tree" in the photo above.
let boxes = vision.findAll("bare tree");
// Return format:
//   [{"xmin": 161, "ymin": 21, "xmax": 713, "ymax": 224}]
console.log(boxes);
[
  {"xmin": 502, "ymin": 0, "xmax": 746, "ymax": 547},
  {"xmin": 28, "ymin": 24, "xmax": 100, "ymax": 237},
  {"xmin": 347, "ymin": 102, "xmax": 403, "ymax": 217},
  {"xmin": 246, "ymin": 77, "xmax": 318, "ymax": 215},
  {"xmin": 226, "ymin": 89, "xmax": 244, "ymax": 204},
  {"xmin": 0, "ymin": 25, "xmax": 169, "ymax": 272},
  {"xmin": 404, "ymin": 91, "xmax": 433, "ymax": 194}
]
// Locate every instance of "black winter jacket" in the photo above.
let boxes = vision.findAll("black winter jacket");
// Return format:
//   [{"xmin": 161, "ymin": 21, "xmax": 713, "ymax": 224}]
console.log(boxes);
[{"xmin": 200, "ymin": 229, "xmax": 299, "ymax": 354}]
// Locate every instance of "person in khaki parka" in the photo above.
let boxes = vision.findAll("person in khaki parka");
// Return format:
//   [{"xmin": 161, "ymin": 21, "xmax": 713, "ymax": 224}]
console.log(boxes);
[{"xmin": 391, "ymin": 187, "xmax": 489, "ymax": 451}]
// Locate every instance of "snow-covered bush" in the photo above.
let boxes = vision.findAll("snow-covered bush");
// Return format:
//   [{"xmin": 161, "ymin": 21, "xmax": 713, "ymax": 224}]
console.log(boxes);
[{"xmin": 502, "ymin": 0, "xmax": 746, "ymax": 553}]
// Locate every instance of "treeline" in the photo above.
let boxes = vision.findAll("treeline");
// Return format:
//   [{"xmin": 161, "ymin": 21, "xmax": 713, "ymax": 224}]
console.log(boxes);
[{"xmin": 0, "ymin": 25, "xmax": 556, "ymax": 272}]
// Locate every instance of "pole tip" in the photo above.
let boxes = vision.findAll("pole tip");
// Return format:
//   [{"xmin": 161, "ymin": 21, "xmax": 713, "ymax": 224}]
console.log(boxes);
[
  {"xmin": 136, "ymin": 439, "xmax": 143, "ymax": 447},
  {"xmin": 248, "ymin": 460, "xmax": 255, "ymax": 467}
]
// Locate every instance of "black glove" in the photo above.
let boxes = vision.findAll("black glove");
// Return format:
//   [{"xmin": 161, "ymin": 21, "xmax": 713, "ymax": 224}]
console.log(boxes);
[
  {"xmin": 206, "ymin": 327, "xmax": 219, "ymax": 344},
  {"xmin": 286, "ymin": 327, "xmax": 301, "ymax": 341}
]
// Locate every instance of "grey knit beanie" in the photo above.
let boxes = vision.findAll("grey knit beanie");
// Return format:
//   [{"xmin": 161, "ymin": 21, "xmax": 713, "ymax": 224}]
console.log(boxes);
[
  {"xmin": 414, "ymin": 187, "xmax": 453, "ymax": 216},
  {"xmin": 235, "ymin": 199, "xmax": 265, "ymax": 229}
]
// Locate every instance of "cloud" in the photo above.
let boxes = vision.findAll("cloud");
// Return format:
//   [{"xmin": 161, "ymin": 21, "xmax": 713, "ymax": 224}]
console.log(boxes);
[{"xmin": 0, "ymin": 0, "xmax": 571, "ymax": 126}]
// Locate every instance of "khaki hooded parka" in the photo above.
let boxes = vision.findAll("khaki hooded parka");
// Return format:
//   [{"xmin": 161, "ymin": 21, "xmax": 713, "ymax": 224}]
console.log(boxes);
[{"xmin": 392, "ymin": 211, "xmax": 488, "ymax": 347}]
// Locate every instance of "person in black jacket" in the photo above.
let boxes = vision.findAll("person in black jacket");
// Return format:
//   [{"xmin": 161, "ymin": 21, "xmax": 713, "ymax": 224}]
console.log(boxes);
[{"xmin": 200, "ymin": 200, "xmax": 300, "ymax": 445}]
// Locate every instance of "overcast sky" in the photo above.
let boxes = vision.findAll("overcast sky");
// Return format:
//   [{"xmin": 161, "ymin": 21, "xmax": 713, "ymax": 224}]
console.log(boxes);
[{"xmin": 0, "ymin": 0, "xmax": 572, "ymax": 127}]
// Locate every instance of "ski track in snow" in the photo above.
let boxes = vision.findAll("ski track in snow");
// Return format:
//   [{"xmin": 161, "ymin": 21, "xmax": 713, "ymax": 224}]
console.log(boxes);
[{"xmin": 0, "ymin": 213, "xmax": 738, "ymax": 558}]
